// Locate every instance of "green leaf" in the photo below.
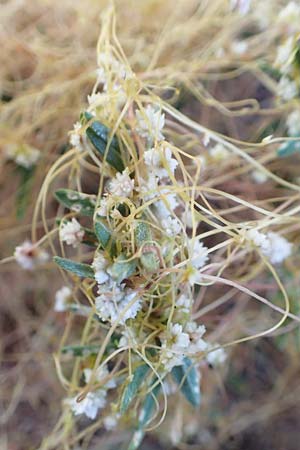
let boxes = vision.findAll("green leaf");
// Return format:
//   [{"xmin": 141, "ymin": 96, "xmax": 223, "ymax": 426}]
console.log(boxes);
[
  {"xmin": 55, "ymin": 189, "xmax": 96, "ymax": 216},
  {"xmin": 120, "ymin": 364, "xmax": 149, "ymax": 414},
  {"xmin": 61, "ymin": 344, "xmax": 99, "ymax": 357},
  {"xmin": 171, "ymin": 357, "xmax": 201, "ymax": 407},
  {"xmin": 94, "ymin": 220, "xmax": 116, "ymax": 256},
  {"xmin": 109, "ymin": 254, "xmax": 137, "ymax": 284},
  {"xmin": 127, "ymin": 377, "xmax": 161, "ymax": 450},
  {"xmin": 277, "ymin": 137, "xmax": 300, "ymax": 158},
  {"xmin": 54, "ymin": 256, "xmax": 94, "ymax": 278},
  {"xmin": 134, "ymin": 220, "xmax": 159, "ymax": 273},
  {"xmin": 83, "ymin": 112, "xmax": 124, "ymax": 172}
]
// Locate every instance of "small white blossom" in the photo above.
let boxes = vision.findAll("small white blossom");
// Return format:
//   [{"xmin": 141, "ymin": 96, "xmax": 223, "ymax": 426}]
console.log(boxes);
[
  {"xmin": 96, "ymin": 197, "xmax": 109, "ymax": 217},
  {"xmin": 96, "ymin": 283, "xmax": 141, "ymax": 323},
  {"xmin": 161, "ymin": 216, "xmax": 181, "ymax": 236},
  {"xmin": 103, "ymin": 413, "xmax": 120, "ymax": 430},
  {"xmin": 92, "ymin": 252, "xmax": 110, "ymax": 284},
  {"xmin": 246, "ymin": 229, "xmax": 292, "ymax": 264},
  {"xmin": 189, "ymin": 239, "xmax": 209, "ymax": 270},
  {"xmin": 160, "ymin": 323, "xmax": 190, "ymax": 371},
  {"xmin": 14, "ymin": 240, "xmax": 49, "ymax": 270},
  {"xmin": 84, "ymin": 365, "xmax": 116, "ymax": 390},
  {"xmin": 59, "ymin": 218, "xmax": 84, "ymax": 248},
  {"xmin": 185, "ymin": 321, "xmax": 207, "ymax": 354},
  {"xmin": 286, "ymin": 109, "xmax": 300, "ymax": 136},
  {"xmin": 206, "ymin": 344, "xmax": 227, "ymax": 366},
  {"xmin": 209, "ymin": 144, "xmax": 229, "ymax": 161},
  {"xmin": 176, "ymin": 294, "xmax": 192, "ymax": 314},
  {"xmin": 5, "ymin": 144, "xmax": 40, "ymax": 169},
  {"xmin": 138, "ymin": 174, "xmax": 159, "ymax": 201},
  {"xmin": 54, "ymin": 286, "xmax": 72, "ymax": 312},
  {"xmin": 264, "ymin": 231, "xmax": 292, "ymax": 264},
  {"xmin": 278, "ymin": 77, "xmax": 298, "ymax": 101},
  {"xmin": 69, "ymin": 121, "xmax": 83, "ymax": 150},
  {"xmin": 251, "ymin": 169, "xmax": 268, "ymax": 184},
  {"xmin": 144, "ymin": 146, "xmax": 178, "ymax": 179},
  {"xmin": 185, "ymin": 240, "xmax": 209, "ymax": 285},
  {"xmin": 154, "ymin": 190, "xmax": 179, "ymax": 219},
  {"xmin": 68, "ymin": 390, "xmax": 106, "ymax": 420},
  {"xmin": 231, "ymin": 40, "xmax": 248, "ymax": 55},
  {"xmin": 136, "ymin": 105, "xmax": 165, "ymax": 141},
  {"xmin": 107, "ymin": 169, "xmax": 134, "ymax": 198}
]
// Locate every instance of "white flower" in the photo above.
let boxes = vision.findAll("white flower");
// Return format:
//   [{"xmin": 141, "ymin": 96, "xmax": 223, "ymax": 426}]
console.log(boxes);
[
  {"xmin": 84, "ymin": 365, "xmax": 116, "ymax": 390},
  {"xmin": 144, "ymin": 146, "xmax": 178, "ymax": 179},
  {"xmin": 59, "ymin": 218, "xmax": 84, "ymax": 247},
  {"xmin": 138, "ymin": 174, "xmax": 159, "ymax": 201},
  {"xmin": 206, "ymin": 344, "xmax": 227, "ymax": 366},
  {"xmin": 107, "ymin": 169, "xmax": 134, "ymax": 198},
  {"xmin": 68, "ymin": 390, "xmax": 106, "ymax": 420},
  {"xmin": 185, "ymin": 321, "xmax": 207, "ymax": 354},
  {"xmin": 209, "ymin": 144, "xmax": 229, "ymax": 161},
  {"xmin": 246, "ymin": 229, "xmax": 292, "ymax": 264},
  {"xmin": 170, "ymin": 323, "xmax": 190, "ymax": 349},
  {"xmin": 277, "ymin": 2, "xmax": 300, "ymax": 33},
  {"xmin": 181, "ymin": 210, "xmax": 198, "ymax": 230},
  {"xmin": 278, "ymin": 77, "xmax": 298, "ymax": 101},
  {"xmin": 154, "ymin": 190, "xmax": 179, "ymax": 219},
  {"xmin": 96, "ymin": 284, "xmax": 141, "ymax": 323},
  {"xmin": 286, "ymin": 109, "xmax": 300, "ymax": 136},
  {"xmin": 54, "ymin": 286, "xmax": 72, "ymax": 312},
  {"xmin": 264, "ymin": 232, "xmax": 292, "ymax": 264},
  {"xmin": 231, "ymin": 40, "xmax": 248, "ymax": 55},
  {"xmin": 161, "ymin": 216, "xmax": 181, "ymax": 236},
  {"xmin": 160, "ymin": 323, "xmax": 190, "ymax": 371},
  {"xmin": 96, "ymin": 197, "xmax": 111, "ymax": 217},
  {"xmin": 118, "ymin": 328, "xmax": 138, "ymax": 348},
  {"xmin": 14, "ymin": 240, "xmax": 49, "ymax": 270},
  {"xmin": 136, "ymin": 105, "xmax": 165, "ymax": 141},
  {"xmin": 92, "ymin": 252, "xmax": 110, "ymax": 284},
  {"xmin": 103, "ymin": 413, "xmax": 120, "ymax": 430},
  {"xmin": 176, "ymin": 294, "xmax": 192, "ymax": 314},
  {"xmin": 185, "ymin": 240, "xmax": 209, "ymax": 285},
  {"xmin": 275, "ymin": 37, "xmax": 295, "ymax": 74},
  {"xmin": 5, "ymin": 144, "xmax": 40, "ymax": 169},
  {"xmin": 189, "ymin": 239, "xmax": 209, "ymax": 270},
  {"xmin": 69, "ymin": 122, "xmax": 83, "ymax": 150},
  {"xmin": 251, "ymin": 169, "xmax": 268, "ymax": 184}
]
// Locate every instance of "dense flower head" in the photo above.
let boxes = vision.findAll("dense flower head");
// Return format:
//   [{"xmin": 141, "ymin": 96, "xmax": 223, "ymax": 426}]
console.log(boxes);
[
  {"xmin": 59, "ymin": 218, "xmax": 84, "ymax": 247},
  {"xmin": 14, "ymin": 240, "xmax": 49, "ymax": 270}
]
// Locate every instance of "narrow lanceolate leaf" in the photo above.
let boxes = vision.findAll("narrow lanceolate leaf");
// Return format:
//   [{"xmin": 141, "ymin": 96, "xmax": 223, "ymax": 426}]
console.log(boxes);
[
  {"xmin": 277, "ymin": 137, "xmax": 300, "ymax": 158},
  {"xmin": 55, "ymin": 189, "xmax": 96, "ymax": 216},
  {"xmin": 127, "ymin": 378, "xmax": 161, "ymax": 450},
  {"xmin": 61, "ymin": 344, "xmax": 99, "ymax": 357},
  {"xmin": 138, "ymin": 380, "xmax": 161, "ymax": 428},
  {"xmin": 94, "ymin": 220, "xmax": 116, "ymax": 256},
  {"xmin": 171, "ymin": 357, "xmax": 201, "ymax": 407},
  {"xmin": 109, "ymin": 254, "xmax": 137, "ymax": 284},
  {"xmin": 134, "ymin": 221, "xmax": 159, "ymax": 273},
  {"xmin": 54, "ymin": 256, "xmax": 94, "ymax": 279},
  {"xmin": 84, "ymin": 112, "xmax": 124, "ymax": 172},
  {"xmin": 120, "ymin": 364, "xmax": 150, "ymax": 414}
]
